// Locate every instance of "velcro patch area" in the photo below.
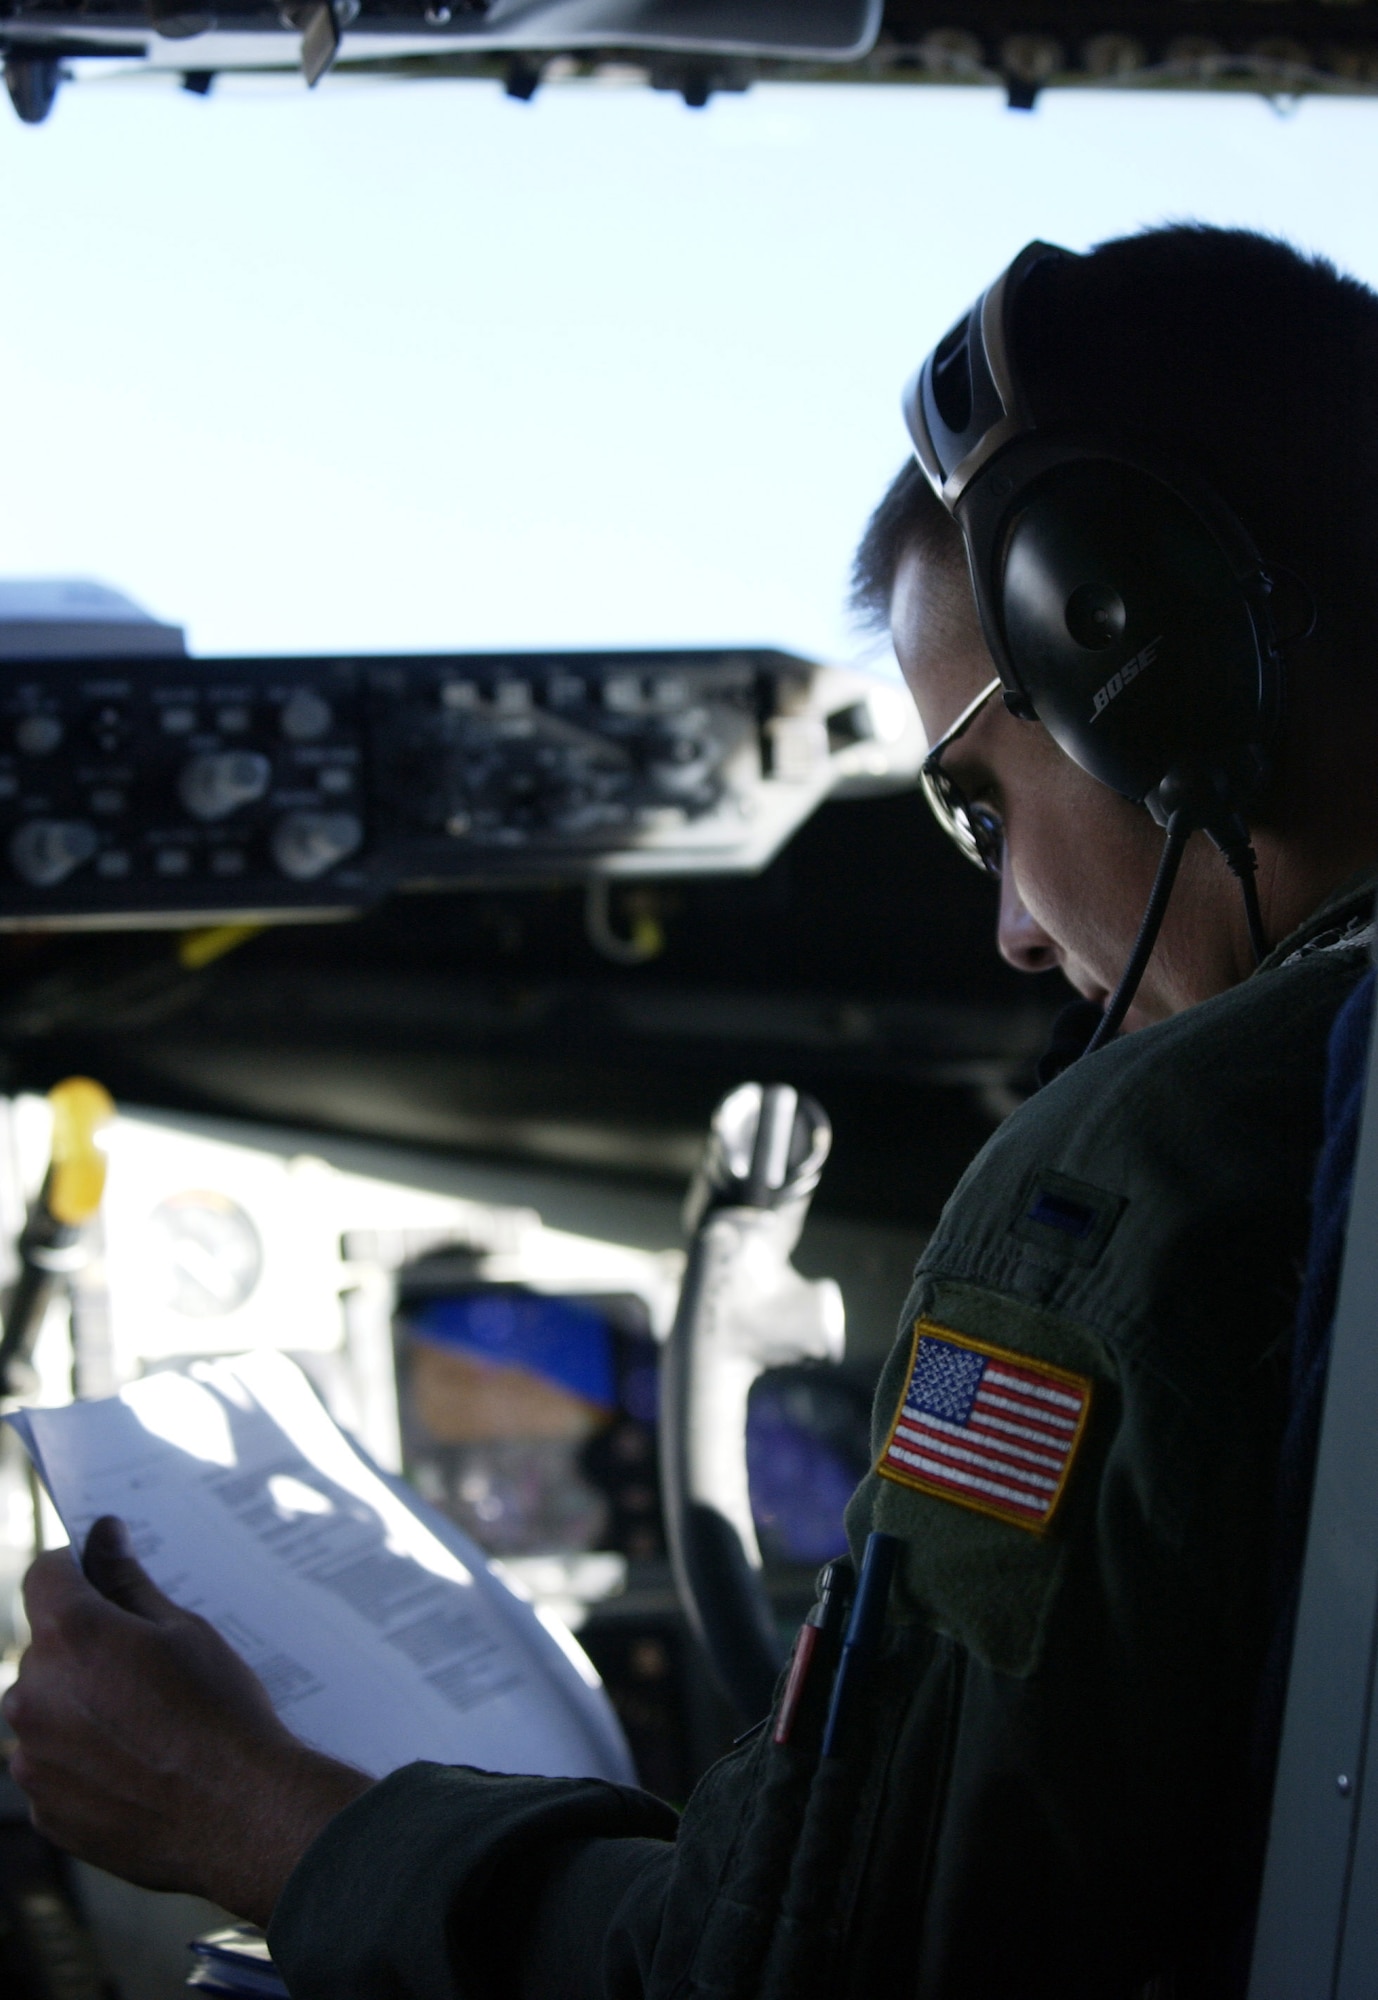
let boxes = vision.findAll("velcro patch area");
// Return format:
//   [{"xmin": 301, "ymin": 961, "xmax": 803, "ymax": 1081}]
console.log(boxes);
[
  {"xmin": 877, "ymin": 1318, "xmax": 1092, "ymax": 1533},
  {"xmin": 1011, "ymin": 1169, "xmax": 1126, "ymax": 1266}
]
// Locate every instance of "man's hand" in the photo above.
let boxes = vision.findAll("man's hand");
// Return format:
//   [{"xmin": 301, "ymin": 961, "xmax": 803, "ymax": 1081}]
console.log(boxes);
[{"xmin": 0, "ymin": 1516, "xmax": 372, "ymax": 1926}]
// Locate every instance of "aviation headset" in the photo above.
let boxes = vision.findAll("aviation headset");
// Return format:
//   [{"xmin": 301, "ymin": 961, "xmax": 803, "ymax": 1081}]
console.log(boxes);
[{"xmin": 902, "ymin": 239, "xmax": 1286, "ymax": 1048}]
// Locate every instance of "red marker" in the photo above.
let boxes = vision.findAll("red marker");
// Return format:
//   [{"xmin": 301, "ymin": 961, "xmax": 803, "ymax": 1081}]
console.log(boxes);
[{"xmin": 773, "ymin": 1557, "xmax": 852, "ymax": 1749}]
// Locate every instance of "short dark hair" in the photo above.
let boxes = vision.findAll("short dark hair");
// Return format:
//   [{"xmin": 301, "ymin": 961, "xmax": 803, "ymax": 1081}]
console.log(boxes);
[
  {"xmin": 851, "ymin": 225, "xmax": 1378, "ymax": 692},
  {"xmin": 850, "ymin": 457, "xmax": 959, "ymax": 631}
]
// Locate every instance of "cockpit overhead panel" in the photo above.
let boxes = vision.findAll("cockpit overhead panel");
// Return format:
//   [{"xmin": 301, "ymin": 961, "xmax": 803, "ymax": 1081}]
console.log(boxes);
[{"xmin": 0, "ymin": 647, "xmax": 921, "ymax": 929}]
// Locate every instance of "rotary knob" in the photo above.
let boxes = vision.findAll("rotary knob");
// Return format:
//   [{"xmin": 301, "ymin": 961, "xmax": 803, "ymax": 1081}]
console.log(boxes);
[
  {"xmin": 178, "ymin": 751, "xmax": 273, "ymax": 823},
  {"xmin": 10, "ymin": 819, "xmax": 99, "ymax": 887},
  {"xmin": 280, "ymin": 690, "xmax": 333, "ymax": 743},
  {"xmin": 648, "ymin": 732, "xmax": 714, "ymax": 798},
  {"xmin": 15, "ymin": 714, "xmax": 64, "ymax": 757},
  {"xmin": 271, "ymin": 810, "xmax": 362, "ymax": 881}
]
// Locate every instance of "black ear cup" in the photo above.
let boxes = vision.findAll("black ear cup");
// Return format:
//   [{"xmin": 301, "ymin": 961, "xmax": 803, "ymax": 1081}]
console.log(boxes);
[
  {"xmin": 906, "ymin": 240, "xmax": 1284, "ymax": 850},
  {"xmin": 991, "ymin": 459, "xmax": 1278, "ymax": 824},
  {"xmin": 907, "ymin": 240, "xmax": 1286, "ymax": 1037}
]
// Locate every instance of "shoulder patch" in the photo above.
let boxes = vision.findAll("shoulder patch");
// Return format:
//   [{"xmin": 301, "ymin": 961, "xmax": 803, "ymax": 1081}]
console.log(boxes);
[{"xmin": 877, "ymin": 1318, "xmax": 1092, "ymax": 1533}]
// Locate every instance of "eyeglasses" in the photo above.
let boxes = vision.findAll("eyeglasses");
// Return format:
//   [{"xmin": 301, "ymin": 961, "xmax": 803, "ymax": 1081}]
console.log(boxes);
[{"xmin": 919, "ymin": 675, "xmax": 1005, "ymax": 877}]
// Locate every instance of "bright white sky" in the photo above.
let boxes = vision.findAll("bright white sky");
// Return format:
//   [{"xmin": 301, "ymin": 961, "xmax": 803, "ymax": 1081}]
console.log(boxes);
[{"xmin": 1, "ymin": 73, "xmax": 1377, "ymax": 664}]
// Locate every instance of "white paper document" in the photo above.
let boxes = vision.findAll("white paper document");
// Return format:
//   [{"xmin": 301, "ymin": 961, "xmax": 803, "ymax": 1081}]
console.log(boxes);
[{"xmin": 8, "ymin": 1351, "xmax": 633, "ymax": 1785}]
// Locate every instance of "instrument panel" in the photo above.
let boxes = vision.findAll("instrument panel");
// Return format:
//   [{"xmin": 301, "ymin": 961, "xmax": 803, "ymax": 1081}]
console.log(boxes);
[{"xmin": 0, "ymin": 647, "xmax": 920, "ymax": 927}]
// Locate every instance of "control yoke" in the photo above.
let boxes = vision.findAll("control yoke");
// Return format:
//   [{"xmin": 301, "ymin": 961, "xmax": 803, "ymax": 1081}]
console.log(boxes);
[
  {"xmin": 0, "ymin": 1077, "xmax": 112, "ymax": 1397},
  {"xmin": 660, "ymin": 1083, "xmax": 844, "ymax": 1723}
]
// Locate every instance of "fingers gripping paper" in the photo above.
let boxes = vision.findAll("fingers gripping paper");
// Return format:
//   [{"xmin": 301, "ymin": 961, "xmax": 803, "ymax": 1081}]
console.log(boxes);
[{"xmin": 7, "ymin": 1351, "xmax": 633, "ymax": 1785}]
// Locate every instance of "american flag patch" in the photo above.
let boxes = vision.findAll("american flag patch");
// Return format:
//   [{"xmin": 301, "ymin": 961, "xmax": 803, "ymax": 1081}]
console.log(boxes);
[{"xmin": 877, "ymin": 1319, "xmax": 1092, "ymax": 1532}]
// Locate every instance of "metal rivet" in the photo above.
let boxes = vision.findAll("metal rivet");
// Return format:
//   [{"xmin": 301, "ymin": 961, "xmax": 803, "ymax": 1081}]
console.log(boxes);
[{"xmin": 1338, "ymin": 1774, "xmax": 1353, "ymax": 1796}]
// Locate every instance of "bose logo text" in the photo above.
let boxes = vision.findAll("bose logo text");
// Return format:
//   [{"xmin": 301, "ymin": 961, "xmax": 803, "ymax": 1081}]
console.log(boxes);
[{"xmin": 1090, "ymin": 638, "xmax": 1161, "ymax": 723}]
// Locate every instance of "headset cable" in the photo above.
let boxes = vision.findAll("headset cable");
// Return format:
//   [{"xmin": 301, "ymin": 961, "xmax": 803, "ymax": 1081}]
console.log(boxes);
[
  {"xmin": 1084, "ymin": 812, "xmax": 1190, "ymax": 1056},
  {"xmin": 1083, "ymin": 811, "xmax": 1268, "ymax": 1060}
]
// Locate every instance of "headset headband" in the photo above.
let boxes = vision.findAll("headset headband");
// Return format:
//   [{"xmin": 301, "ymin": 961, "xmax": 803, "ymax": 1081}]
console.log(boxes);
[{"xmin": 901, "ymin": 241, "xmax": 1070, "ymax": 506}]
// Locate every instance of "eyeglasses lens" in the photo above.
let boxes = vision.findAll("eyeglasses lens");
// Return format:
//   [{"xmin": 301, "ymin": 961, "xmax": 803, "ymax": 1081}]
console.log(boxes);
[
  {"xmin": 917, "ymin": 677, "xmax": 1005, "ymax": 879},
  {"xmin": 920, "ymin": 764, "xmax": 1003, "ymax": 877}
]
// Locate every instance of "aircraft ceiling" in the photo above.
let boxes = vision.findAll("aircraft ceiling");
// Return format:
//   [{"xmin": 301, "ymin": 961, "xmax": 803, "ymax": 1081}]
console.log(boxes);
[{"xmin": 0, "ymin": 0, "xmax": 1370, "ymax": 118}]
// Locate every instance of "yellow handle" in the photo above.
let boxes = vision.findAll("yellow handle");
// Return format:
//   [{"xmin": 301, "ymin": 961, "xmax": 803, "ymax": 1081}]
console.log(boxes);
[{"xmin": 46, "ymin": 1077, "xmax": 115, "ymax": 1226}]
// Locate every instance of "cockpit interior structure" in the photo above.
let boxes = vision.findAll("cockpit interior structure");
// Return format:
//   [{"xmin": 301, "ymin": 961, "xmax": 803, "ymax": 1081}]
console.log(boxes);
[{"xmin": 0, "ymin": 14, "xmax": 1376, "ymax": 2000}]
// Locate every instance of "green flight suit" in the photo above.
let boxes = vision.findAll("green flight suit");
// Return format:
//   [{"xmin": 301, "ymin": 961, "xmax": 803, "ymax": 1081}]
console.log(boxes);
[{"xmin": 269, "ymin": 875, "xmax": 1376, "ymax": 2000}]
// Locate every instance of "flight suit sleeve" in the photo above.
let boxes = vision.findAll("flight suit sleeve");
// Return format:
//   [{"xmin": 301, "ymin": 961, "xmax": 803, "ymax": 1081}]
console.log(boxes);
[
  {"xmin": 267, "ymin": 1761, "xmax": 679, "ymax": 2000},
  {"xmin": 823, "ymin": 946, "xmax": 1374, "ymax": 1997}
]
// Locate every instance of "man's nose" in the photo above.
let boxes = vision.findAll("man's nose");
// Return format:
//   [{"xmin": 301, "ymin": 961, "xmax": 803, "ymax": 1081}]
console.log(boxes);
[{"xmin": 997, "ymin": 872, "xmax": 1060, "ymax": 974}]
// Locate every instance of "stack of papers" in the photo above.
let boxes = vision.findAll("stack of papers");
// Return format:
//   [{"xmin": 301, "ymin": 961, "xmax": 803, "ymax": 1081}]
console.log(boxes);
[{"xmin": 8, "ymin": 1349, "xmax": 632, "ymax": 1784}]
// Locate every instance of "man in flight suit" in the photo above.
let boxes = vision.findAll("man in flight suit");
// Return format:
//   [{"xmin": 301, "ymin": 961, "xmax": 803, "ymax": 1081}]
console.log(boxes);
[{"xmin": 7, "ymin": 224, "xmax": 1378, "ymax": 1999}]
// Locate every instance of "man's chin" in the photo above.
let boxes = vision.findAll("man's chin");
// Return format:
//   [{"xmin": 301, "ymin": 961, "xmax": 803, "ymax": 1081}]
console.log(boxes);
[{"xmin": 1065, "ymin": 975, "xmax": 1155, "ymax": 1037}]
